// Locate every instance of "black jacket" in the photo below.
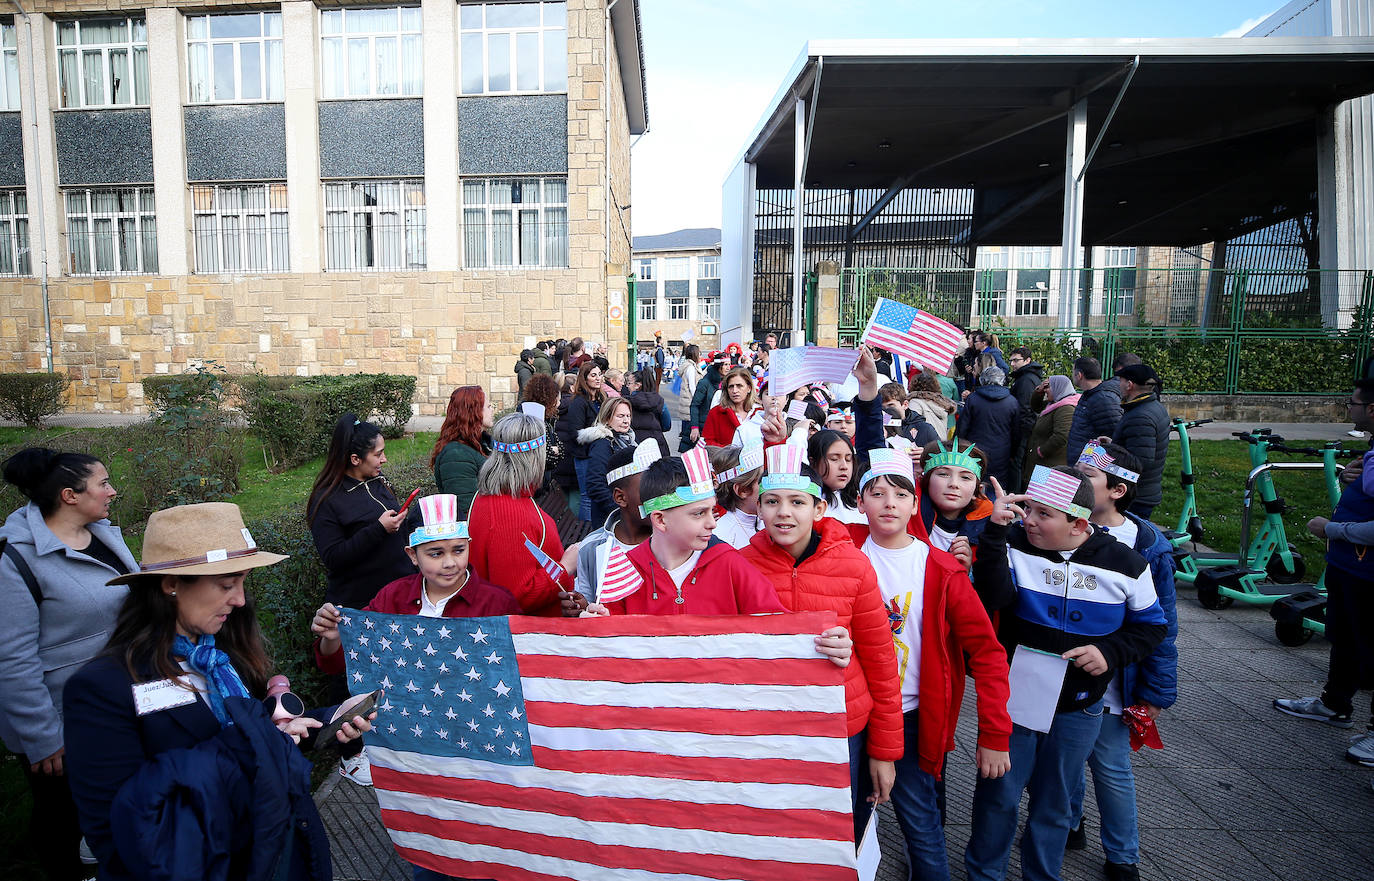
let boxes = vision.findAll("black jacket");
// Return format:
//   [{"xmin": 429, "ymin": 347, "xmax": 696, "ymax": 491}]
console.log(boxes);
[
  {"xmin": 1066, "ymin": 378, "xmax": 1123, "ymax": 465},
  {"xmin": 308, "ymin": 476, "xmax": 418, "ymax": 609},
  {"xmin": 959, "ymin": 385, "xmax": 1021, "ymax": 489},
  {"xmin": 689, "ymin": 364, "xmax": 725, "ymax": 429},
  {"xmin": 628, "ymin": 390, "xmax": 671, "ymax": 457},
  {"xmin": 1009, "ymin": 362, "xmax": 1045, "ymax": 436},
  {"xmin": 1112, "ymin": 392, "xmax": 1171, "ymax": 509},
  {"xmin": 514, "ymin": 359, "xmax": 534, "ymax": 391},
  {"xmin": 561, "ymin": 395, "xmax": 602, "ymax": 459}
]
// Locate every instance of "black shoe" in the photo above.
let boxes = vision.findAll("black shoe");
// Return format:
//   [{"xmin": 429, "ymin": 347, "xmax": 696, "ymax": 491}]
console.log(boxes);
[
  {"xmin": 1104, "ymin": 861, "xmax": 1140, "ymax": 881},
  {"xmin": 1066, "ymin": 821, "xmax": 1087, "ymax": 851}
]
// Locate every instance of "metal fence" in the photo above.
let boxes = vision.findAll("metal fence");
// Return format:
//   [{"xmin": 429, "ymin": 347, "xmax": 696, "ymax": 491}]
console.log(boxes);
[{"xmin": 837, "ymin": 266, "xmax": 1374, "ymax": 396}]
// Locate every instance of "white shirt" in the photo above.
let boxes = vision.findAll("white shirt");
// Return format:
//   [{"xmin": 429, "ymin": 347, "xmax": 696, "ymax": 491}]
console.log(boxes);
[
  {"xmin": 419, "ymin": 575, "xmax": 469, "ymax": 618},
  {"xmin": 862, "ymin": 535, "xmax": 928, "ymax": 712},
  {"xmin": 824, "ymin": 497, "xmax": 867, "ymax": 525},
  {"xmin": 1100, "ymin": 518, "xmax": 1139, "ymax": 551},
  {"xmin": 665, "ymin": 550, "xmax": 704, "ymax": 588},
  {"xmin": 714, "ymin": 508, "xmax": 762, "ymax": 550},
  {"xmin": 1097, "ymin": 518, "xmax": 1139, "ymax": 715},
  {"xmin": 927, "ymin": 523, "xmax": 957, "ymax": 553}
]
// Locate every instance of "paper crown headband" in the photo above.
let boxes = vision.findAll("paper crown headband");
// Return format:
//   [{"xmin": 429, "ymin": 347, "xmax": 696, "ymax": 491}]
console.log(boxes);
[
  {"xmin": 861, "ymin": 448, "xmax": 914, "ymax": 490},
  {"xmin": 607, "ymin": 438, "xmax": 662, "ymax": 485},
  {"xmin": 886, "ymin": 436, "xmax": 915, "ymax": 451},
  {"xmin": 520, "ymin": 401, "xmax": 546, "ymax": 421},
  {"xmin": 760, "ymin": 441, "xmax": 822, "ymax": 498},
  {"xmin": 640, "ymin": 445, "xmax": 716, "ymax": 515},
  {"xmin": 715, "ymin": 424, "xmax": 765, "ymax": 483},
  {"xmin": 1026, "ymin": 465, "xmax": 1092, "ymax": 519},
  {"xmin": 1077, "ymin": 442, "xmax": 1140, "ymax": 483},
  {"xmin": 925, "ymin": 439, "xmax": 982, "ymax": 478},
  {"xmin": 492, "ymin": 433, "xmax": 547, "ymax": 454},
  {"xmin": 409, "ymin": 494, "xmax": 470, "ymax": 547}
]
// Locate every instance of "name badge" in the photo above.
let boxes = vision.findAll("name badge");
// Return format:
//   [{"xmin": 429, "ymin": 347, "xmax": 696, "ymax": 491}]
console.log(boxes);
[{"xmin": 132, "ymin": 678, "xmax": 199, "ymax": 716}]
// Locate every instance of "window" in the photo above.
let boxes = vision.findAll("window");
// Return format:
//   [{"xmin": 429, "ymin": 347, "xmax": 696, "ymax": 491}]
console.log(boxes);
[
  {"xmin": 320, "ymin": 6, "xmax": 422, "ymax": 99},
  {"xmin": 636, "ymin": 257, "xmax": 654, "ymax": 281},
  {"xmin": 2, "ymin": 23, "xmax": 18, "ymax": 111},
  {"xmin": 459, "ymin": 2, "xmax": 567, "ymax": 95},
  {"xmin": 324, "ymin": 179, "xmax": 426, "ymax": 271},
  {"xmin": 697, "ymin": 296, "xmax": 720, "ymax": 322},
  {"xmin": 187, "ymin": 13, "xmax": 283, "ymax": 104},
  {"xmin": 697, "ymin": 255, "xmax": 719, "ymax": 279},
  {"xmin": 462, "ymin": 177, "xmax": 567, "ymax": 268},
  {"xmin": 192, "ymin": 184, "xmax": 288, "ymax": 273},
  {"xmin": 0, "ymin": 188, "xmax": 31, "ymax": 276},
  {"xmin": 668, "ymin": 297, "xmax": 689, "ymax": 320},
  {"xmin": 1014, "ymin": 270, "xmax": 1050, "ymax": 316},
  {"xmin": 65, "ymin": 188, "xmax": 157, "ymax": 275},
  {"xmin": 57, "ymin": 17, "xmax": 148, "ymax": 108},
  {"xmin": 1099, "ymin": 246, "xmax": 1137, "ymax": 315},
  {"xmin": 638, "ymin": 297, "xmax": 656, "ymax": 322},
  {"xmin": 663, "ymin": 256, "xmax": 690, "ymax": 280}
]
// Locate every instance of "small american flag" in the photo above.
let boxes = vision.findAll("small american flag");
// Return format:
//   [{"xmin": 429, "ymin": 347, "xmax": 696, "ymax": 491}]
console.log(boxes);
[
  {"xmin": 597, "ymin": 541, "xmax": 644, "ymax": 603},
  {"xmin": 767, "ymin": 346, "xmax": 861, "ymax": 396},
  {"xmin": 522, "ymin": 538, "xmax": 565, "ymax": 583},
  {"xmin": 338, "ymin": 609, "xmax": 855, "ymax": 881},
  {"xmin": 1026, "ymin": 465, "xmax": 1091, "ymax": 518},
  {"xmin": 861, "ymin": 297, "xmax": 964, "ymax": 373}
]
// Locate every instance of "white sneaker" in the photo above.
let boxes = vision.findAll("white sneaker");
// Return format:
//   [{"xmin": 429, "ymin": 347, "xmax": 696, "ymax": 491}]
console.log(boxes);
[
  {"xmin": 79, "ymin": 837, "xmax": 97, "ymax": 865},
  {"xmin": 339, "ymin": 752, "xmax": 373, "ymax": 786}
]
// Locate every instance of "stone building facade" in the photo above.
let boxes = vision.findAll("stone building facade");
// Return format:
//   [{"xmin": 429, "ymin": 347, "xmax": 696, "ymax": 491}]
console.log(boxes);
[{"xmin": 0, "ymin": 0, "xmax": 646, "ymax": 413}]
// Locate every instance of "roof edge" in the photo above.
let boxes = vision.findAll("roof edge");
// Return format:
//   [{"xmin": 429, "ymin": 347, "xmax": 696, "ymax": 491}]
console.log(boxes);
[{"xmin": 610, "ymin": 0, "xmax": 648, "ymax": 135}]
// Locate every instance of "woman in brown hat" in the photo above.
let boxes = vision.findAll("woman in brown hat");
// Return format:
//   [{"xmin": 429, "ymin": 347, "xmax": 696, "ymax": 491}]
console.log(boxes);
[{"xmin": 62, "ymin": 502, "xmax": 375, "ymax": 881}]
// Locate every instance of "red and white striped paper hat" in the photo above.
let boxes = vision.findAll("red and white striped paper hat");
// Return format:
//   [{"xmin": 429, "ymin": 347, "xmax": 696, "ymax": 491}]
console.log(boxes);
[{"xmin": 409, "ymin": 493, "xmax": 469, "ymax": 546}]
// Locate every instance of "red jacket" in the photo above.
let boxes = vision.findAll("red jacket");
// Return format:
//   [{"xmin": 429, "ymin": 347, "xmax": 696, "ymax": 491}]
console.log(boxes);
[
  {"xmin": 468, "ymin": 492, "xmax": 570, "ymax": 616},
  {"xmin": 314, "ymin": 572, "xmax": 521, "ymax": 674},
  {"xmin": 702, "ymin": 405, "xmax": 744, "ymax": 448},
  {"xmin": 740, "ymin": 518, "xmax": 903, "ymax": 761},
  {"xmin": 606, "ymin": 537, "xmax": 786, "ymax": 616},
  {"xmin": 845, "ymin": 522, "xmax": 1012, "ymax": 777}
]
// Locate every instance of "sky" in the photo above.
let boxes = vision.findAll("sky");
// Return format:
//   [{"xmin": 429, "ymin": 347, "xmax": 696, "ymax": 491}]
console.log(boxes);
[{"xmin": 629, "ymin": 0, "xmax": 1286, "ymax": 236}]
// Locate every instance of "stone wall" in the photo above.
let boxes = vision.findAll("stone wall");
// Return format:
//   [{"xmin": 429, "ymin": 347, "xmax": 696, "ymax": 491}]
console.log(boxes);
[{"xmin": 1163, "ymin": 394, "xmax": 1344, "ymax": 423}]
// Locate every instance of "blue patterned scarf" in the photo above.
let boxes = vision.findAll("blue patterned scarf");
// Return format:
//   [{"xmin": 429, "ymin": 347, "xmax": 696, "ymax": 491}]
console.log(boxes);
[{"xmin": 173, "ymin": 633, "xmax": 251, "ymax": 727}]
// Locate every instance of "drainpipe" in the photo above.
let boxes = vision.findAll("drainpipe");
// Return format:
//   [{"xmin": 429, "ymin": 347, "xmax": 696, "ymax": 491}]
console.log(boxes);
[
  {"xmin": 11, "ymin": 0, "xmax": 53, "ymax": 374},
  {"xmin": 605, "ymin": 0, "xmax": 619, "ymax": 346}
]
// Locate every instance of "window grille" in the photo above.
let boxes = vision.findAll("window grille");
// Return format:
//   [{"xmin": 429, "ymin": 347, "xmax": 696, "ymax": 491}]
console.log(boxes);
[
  {"xmin": 192, "ymin": 183, "xmax": 289, "ymax": 273},
  {"xmin": 461, "ymin": 176, "xmax": 567, "ymax": 268},
  {"xmin": 0, "ymin": 188, "xmax": 31, "ymax": 276},
  {"xmin": 324, "ymin": 179, "xmax": 426, "ymax": 271},
  {"xmin": 65, "ymin": 187, "xmax": 158, "ymax": 275}
]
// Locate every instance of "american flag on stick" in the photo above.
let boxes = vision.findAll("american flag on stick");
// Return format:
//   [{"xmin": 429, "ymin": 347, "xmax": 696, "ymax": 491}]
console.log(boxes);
[
  {"xmin": 596, "ymin": 541, "xmax": 644, "ymax": 603},
  {"xmin": 523, "ymin": 538, "xmax": 565, "ymax": 584},
  {"xmin": 337, "ymin": 609, "xmax": 856, "ymax": 881},
  {"xmin": 860, "ymin": 297, "xmax": 965, "ymax": 373},
  {"xmin": 767, "ymin": 346, "xmax": 862, "ymax": 396}
]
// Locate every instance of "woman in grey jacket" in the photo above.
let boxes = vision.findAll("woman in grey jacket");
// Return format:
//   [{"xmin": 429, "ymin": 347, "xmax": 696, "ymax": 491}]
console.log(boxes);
[{"xmin": 0, "ymin": 447, "xmax": 137, "ymax": 880}]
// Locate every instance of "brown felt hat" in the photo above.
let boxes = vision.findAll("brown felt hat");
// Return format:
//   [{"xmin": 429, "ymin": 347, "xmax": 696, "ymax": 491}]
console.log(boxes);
[{"xmin": 109, "ymin": 502, "xmax": 288, "ymax": 585}]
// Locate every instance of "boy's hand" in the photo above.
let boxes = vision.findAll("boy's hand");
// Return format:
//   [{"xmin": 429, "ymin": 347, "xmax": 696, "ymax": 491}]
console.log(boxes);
[
  {"xmin": 948, "ymin": 535, "xmax": 973, "ymax": 569},
  {"xmin": 580, "ymin": 603, "xmax": 610, "ymax": 618},
  {"xmin": 760, "ymin": 408, "xmax": 788, "ymax": 446},
  {"xmin": 976, "ymin": 747, "xmax": 1010, "ymax": 779},
  {"xmin": 1063, "ymin": 644, "xmax": 1108, "ymax": 676},
  {"xmin": 815, "ymin": 626, "xmax": 852, "ymax": 667},
  {"xmin": 1140, "ymin": 701, "xmax": 1163, "ymax": 721},
  {"xmin": 312, "ymin": 603, "xmax": 343, "ymax": 653},
  {"xmin": 852, "ymin": 345, "xmax": 877, "ymax": 384},
  {"xmin": 559, "ymin": 590, "xmax": 588, "ymax": 617},
  {"xmin": 867, "ymin": 758, "xmax": 895, "ymax": 805},
  {"xmin": 1307, "ymin": 516, "xmax": 1330, "ymax": 539},
  {"xmin": 987, "ymin": 477, "xmax": 1029, "ymax": 526}
]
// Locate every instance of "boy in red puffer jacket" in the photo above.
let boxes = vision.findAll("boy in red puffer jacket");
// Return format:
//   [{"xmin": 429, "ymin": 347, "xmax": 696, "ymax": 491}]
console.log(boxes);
[{"xmin": 739, "ymin": 441, "xmax": 901, "ymax": 844}]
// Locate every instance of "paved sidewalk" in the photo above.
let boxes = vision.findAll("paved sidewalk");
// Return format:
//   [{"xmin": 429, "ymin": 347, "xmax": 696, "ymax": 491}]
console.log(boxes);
[{"xmin": 315, "ymin": 587, "xmax": 1374, "ymax": 881}]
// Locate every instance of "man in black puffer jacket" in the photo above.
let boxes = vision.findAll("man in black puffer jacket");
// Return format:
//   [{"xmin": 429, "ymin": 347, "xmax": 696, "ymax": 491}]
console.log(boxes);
[
  {"xmin": 1007, "ymin": 347, "xmax": 1044, "ymax": 489},
  {"xmin": 1067, "ymin": 356, "xmax": 1123, "ymax": 465},
  {"xmin": 1109, "ymin": 363, "xmax": 1170, "ymax": 520},
  {"xmin": 959, "ymin": 366, "xmax": 1020, "ymax": 491}
]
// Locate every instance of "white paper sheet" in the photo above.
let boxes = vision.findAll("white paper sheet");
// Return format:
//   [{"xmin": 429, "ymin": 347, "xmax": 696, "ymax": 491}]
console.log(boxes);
[
  {"xmin": 856, "ymin": 810, "xmax": 879, "ymax": 881},
  {"xmin": 1007, "ymin": 645, "xmax": 1070, "ymax": 733}
]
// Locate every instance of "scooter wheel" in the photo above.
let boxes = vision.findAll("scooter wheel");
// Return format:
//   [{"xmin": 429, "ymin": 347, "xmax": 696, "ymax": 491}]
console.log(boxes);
[
  {"xmin": 1266, "ymin": 552, "xmax": 1306, "ymax": 585},
  {"xmin": 1274, "ymin": 620, "xmax": 1314, "ymax": 647},
  {"xmin": 1197, "ymin": 582, "xmax": 1233, "ymax": 610}
]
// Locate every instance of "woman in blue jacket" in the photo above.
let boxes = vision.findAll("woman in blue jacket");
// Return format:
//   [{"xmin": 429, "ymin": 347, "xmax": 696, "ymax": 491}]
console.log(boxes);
[{"xmin": 64, "ymin": 502, "xmax": 375, "ymax": 881}]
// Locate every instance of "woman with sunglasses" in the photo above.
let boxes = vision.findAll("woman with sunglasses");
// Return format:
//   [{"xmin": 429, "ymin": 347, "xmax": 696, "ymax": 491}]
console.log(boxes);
[{"xmin": 63, "ymin": 502, "xmax": 376, "ymax": 881}]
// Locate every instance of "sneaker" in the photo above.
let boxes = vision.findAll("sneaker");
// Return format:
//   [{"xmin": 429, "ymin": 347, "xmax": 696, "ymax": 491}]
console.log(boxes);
[
  {"xmin": 339, "ymin": 752, "xmax": 373, "ymax": 786},
  {"xmin": 1346, "ymin": 730, "xmax": 1374, "ymax": 767},
  {"xmin": 78, "ymin": 838, "xmax": 97, "ymax": 865},
  {"xmin": 1066, "ymin": 821, "xmax": 1087, "ymax": 851},
  {"xmin": 1273, "ymin": 696, "xmax": 1354, "ymax": 728},
  {"xmin": 1104, "ymin": 862, "xmax": 1140, "ymax": 881}
]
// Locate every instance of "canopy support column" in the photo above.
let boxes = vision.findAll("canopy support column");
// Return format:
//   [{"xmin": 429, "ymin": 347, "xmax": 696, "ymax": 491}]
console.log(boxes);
[{"xmin": 1058, "ymin": 99, "xmax": 1087, "ymax": 333}]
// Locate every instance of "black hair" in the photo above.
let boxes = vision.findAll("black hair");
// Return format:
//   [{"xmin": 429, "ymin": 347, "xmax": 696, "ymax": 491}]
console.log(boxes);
[
  {"xmin": 861, "ymin": 470, "xmax": 917, "ymax": 496},
  {"xmin": 1094, "ymin": 442, "xmax": 1141, "ymax": 514},
  {"xmin": 639, "ymin": 457, "xmax": 689, "ymax": 507},
  {"xmin": 307, "ymin": 413, "xmax": 384, "ymax": 523},
  {"xmin": 1354, "ymin": 379, "xmax": 1374, "ymax": 403},
  {"xmin": 1110, "ymin": 351, "xmax": 1141, "ymax": 372},
  {"xmin": 2, "ymin": 447, "xmax": 104, "ymax": 517},
  {"xmin": 1073, "ymin": 356, "xmax": 1102, "ymax": 381},
  {"xmin": 1010, "ymin": 346, "xmax": 1033, "ymax": 360},
  {"xmin": 807, "ymin": 429, "xmax": 859, "ymax": 509},
  {"xmin": 520, "ymin": 349, "xmax": 535, "ymax": 361},
  {"xmin": 605, "ymin": 446, "xmax": 640, "ymax": 492}
]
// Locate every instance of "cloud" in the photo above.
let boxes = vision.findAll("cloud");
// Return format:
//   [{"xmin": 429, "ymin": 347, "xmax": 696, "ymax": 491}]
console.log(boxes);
[{"xmin": 1216, "ymin": 10, "xmax": 1278, "ymax": 38}]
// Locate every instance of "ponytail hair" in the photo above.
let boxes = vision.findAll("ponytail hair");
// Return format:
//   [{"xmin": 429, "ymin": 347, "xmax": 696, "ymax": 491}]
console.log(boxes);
[
  {"xmin": 307, "ymin": 413, "xmax": 383, "ymax": 523},
  {"xmin": 2, "ymin": 447, "xmax": 104, "ymax": 517}
]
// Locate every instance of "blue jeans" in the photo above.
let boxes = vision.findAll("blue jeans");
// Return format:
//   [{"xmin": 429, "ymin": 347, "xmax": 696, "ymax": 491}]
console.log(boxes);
[
  {"xmin": 849, "ymin": 731, "xmax": 874, "ymax": 845},
  {"xmin": 965, "ymin": 701, "xmax": 1105, "ymax": 881},
  {"xmin": 1068, "ymin": 710, "xmax": 1139, "ymax": 864},
  {"xmin": 573, "ymin": 457, "xmax": 592, "ymax": 521},
  {"xmin": 890, "ymin": 710, "xmax": 951, "ymax": 881}
]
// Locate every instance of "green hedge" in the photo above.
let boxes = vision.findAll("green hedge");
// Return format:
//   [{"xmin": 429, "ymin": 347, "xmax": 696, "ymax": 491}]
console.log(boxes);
[
  {"xmin": 238, "ymin": 373, "xmax": 417, "ymax": 471},
  {"xmin": 0, "ymin": 372, "xmax": 69, "ymax": 428}
]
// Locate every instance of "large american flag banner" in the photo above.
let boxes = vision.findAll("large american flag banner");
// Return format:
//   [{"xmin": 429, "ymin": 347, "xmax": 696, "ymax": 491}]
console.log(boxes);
[
  {"xmin": 860, "ymin": 297, "xmax": 965, "ymax": 373},
  {"xmin": 337, "ymin": 609, "xmax": 857, "ymax": 881},
  {"xmin": 767, "ymin": 346, "xmax": 862, "ymax": 396}
]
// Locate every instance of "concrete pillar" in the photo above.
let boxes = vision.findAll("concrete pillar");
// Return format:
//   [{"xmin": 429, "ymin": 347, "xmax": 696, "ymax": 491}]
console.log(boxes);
[
  {"xmin": 17, "ymin": 12, "xmax": 62, "ymax": 276},
  {"xmin": 1058, "ymin": 99, "xmax": 1087, "ymax": 332},
  {"xmin": 146, "ymin": 8, "xmax": 188, "ymax": 276},
  {"xmin": 421, "ymin": 0, "xmax": 458, "ymax": 271},
  {"xmin": 282, "ymin": 1, "xmax": 320, "ymax": 273},
  {"xmin": 791, "ymin": 97, "xmax": 806, "ymax": 342},
  {"xmin": 1316, "ymin": 105, "xmax": 1351, "ymax": 328},
  {"xmin": 815, "ymin": 259, "xmax": 840, "ymax": 348}
]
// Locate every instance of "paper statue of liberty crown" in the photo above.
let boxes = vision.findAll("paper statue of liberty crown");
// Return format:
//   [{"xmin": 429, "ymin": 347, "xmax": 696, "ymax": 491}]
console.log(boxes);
[
  {"xmin": 760, "ymin": 440, "xmax": 822, "ymax": 498},
  {"xmin": 861, "ymin": 448, "xmax": 915, "ymax": 490},
  {"xmin": 607, "ymin": 438, "xmax": 662, "ymax": 485},
  {"xmin": 492, "ymin": 433, "xmax": 547, "ymax": 454},
  {"xmin": 1026, "ymin": 465, "xmax": 1093, "ymax": 519},
  {"xmin": 924, "ymin": 438, "xmax": 982, "ymax": 479},
  {"xmin": 409, "ymin": 494, "xmax": 469, "ymax": 547},
  {"xmin": 640, "ymin": 445, "xmax": 716, "ymax": 515},
  {"xmin": 1077, "ymin": 442, "xmax": 1140, "ymax": 484},
  {"xmin": 715, "ymin": 424, "xmax": 765, "ymax": 483}
]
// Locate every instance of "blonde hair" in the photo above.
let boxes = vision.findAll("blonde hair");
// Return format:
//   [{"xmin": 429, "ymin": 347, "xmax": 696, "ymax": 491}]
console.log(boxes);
[
  {"xmin": 720, "ymin": 367, "xmax": 757, "ymax": 413},
  {"xmin": 476, "ymin": 413, "xmax": 547, "ymax": 497},
  {"xmin": 604, "ymin": 368, "xmax": 624, "ymax": 387},
  {"xmin": 596, "ymin": 396, "xmax": 632, "ymax": 429}
]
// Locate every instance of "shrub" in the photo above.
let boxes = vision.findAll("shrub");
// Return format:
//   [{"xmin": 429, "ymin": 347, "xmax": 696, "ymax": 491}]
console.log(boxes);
[
  {"xmin": 239, "ymin": 373, "xmax": 417, "ymax": 471},
  {"xmin": 0, "ymin": 372, "xmax": 70, "ymax": 428},
  {"xmin": 142, "ymin": 369, "xmax": 224, "ymax": 415}
]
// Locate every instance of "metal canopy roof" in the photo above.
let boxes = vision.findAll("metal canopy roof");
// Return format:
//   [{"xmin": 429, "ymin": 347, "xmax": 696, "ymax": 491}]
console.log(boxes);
[{"xmin": 741, "ymin": 39, "xmax": 1374, "ymax": 246}]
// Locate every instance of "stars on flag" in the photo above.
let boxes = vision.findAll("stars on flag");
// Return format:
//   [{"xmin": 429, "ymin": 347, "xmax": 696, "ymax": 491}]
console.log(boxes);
[
  {"xmin": 481, "ymin": 703, "xmax": 496, "ymax": 718},
  {"xmin": 423, "ymin": 643, "xmax": 437, "ymax": 657},
  {"xmin": 437, "ymin": 625, "xmax": 452, "ymax": 639},
  {"xmin": 484, "ymin": 651, "xmax": 503, "ymax": 665},
  {"xmin": 457, "ymin": 689, "xmax": 473, "ymax": 703},
  {"xmin": 464, "ymin": 667, "xmax": 481, "ymax": 681},
  {"xmin": 412, "ymin": 623, "xmax": 425, "ymax": 636},
  {"xmin": 469, "ymin": 627, "xmax": 489, "ymax": 644},
  {"xmin": 444, "ymin": 707, "xmax": 458, "ymax": 720},
  {"xmin": 431, "ymin": 683, "xmax": 445, "ymax": 698},
  {"xmin": 492, "ymin": 681, "xmax": 511, "ymax": 698},
  {"xmin": 378, "ymin": 637, "xmax": 391, "ymax": 651}
]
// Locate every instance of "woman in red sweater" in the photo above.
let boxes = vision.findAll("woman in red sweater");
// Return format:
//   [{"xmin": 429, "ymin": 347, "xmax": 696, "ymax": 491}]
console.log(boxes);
[
  {"xmin": 739, "ymin": 442, "xmax": 901, "ymax": 844},
  {"xmin": 468, "ymin": 412, "xmax": 574, "ymax": 616},
  {"xmin": 702, "ymin": 367, "xmax": 759, "ymax": 447}
]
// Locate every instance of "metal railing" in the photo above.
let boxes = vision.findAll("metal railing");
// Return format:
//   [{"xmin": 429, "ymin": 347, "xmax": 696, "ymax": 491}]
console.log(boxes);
[{"xmin": 837, "ymin": 266, "xmax": 1374, "ymax": 396}]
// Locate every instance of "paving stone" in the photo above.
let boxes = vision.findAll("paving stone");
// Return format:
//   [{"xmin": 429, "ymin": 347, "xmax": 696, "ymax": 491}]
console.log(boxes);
[
  {"xmin": 1138, "ymin": 829, "xmax": 1281, "ymax": 881},
  {"xmin": 1158, "ymin": 767, "xmax": 1322, "ymax": 831}
]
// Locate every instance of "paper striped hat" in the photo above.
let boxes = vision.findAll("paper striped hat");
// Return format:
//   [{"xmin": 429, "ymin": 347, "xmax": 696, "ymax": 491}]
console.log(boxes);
[
  {"xmin": 761, "ymin": 440, "xmax": 821, "ymax": 497},
  {"xmin": 641, "ymin": 445, "xmax": 717, "ymax": 515},
  {"xmin": 607, "ymin": 438, "xmax": 662, "ymax": 485},
  {"xmin": 409, "ymin": 493, "xmax": 469, "ymax": 547},
  {"xmin": 1077, "ymin": 442, "xmax": 1140, "ymax": 483},
  {"xmin": 716, "ymin": 424, "xmax": 765, "ymax": 483},
  {"xmin": 1026, "ymin": 465, "xmax": 1092, "ymax": 519},
  {"xmin": 861, "ymin": 448, "xmax": 914, "ymax": 490}
]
